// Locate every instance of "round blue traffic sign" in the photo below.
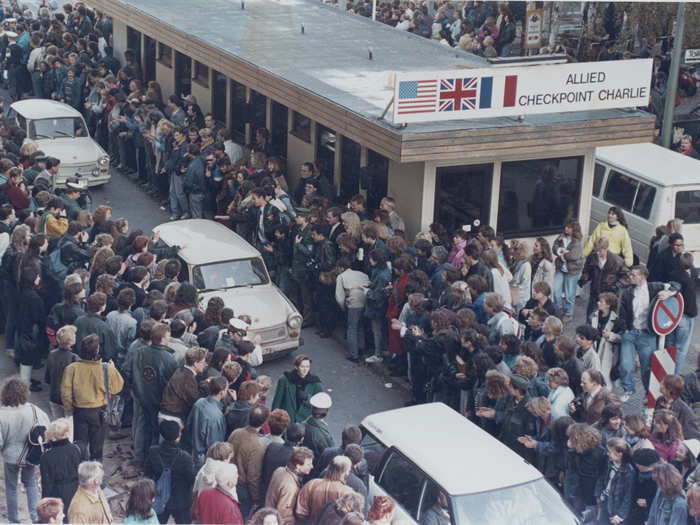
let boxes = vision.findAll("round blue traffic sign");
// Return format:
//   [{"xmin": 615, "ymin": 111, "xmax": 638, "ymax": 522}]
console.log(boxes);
[{"xmin": 650, "ymin": 293, "xmax": 685, "ymax": 336}]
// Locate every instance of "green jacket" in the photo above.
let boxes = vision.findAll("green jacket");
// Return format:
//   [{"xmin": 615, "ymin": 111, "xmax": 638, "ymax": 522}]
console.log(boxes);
[
  {"xmin": 125, "ymin": 344, "xmax": 178, "ymax": 413},
  {"xmin": 290, "ymin": 225, "xmax": 314, "ymax": 281},
  {"xmin": 61, "ymin": 195, "xmax": 88, "ymax": 221},
  {"xmin": 303, "ymin": 416, "xmax": 335, "ymax": 463},
  {"xmin": 271, "ymin": 371, "xmax": 323, "ymax": 423}
]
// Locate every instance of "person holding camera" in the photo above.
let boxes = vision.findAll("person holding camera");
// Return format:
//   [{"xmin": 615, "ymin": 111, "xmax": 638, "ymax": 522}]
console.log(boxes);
[
  {"xmin": 61, "ymin": 181, "xmax": 91, "ymax": 221},
  {"xmin": 35, "ymin": 197, "xmax": 68, "ymax": 239},
  {"xmin": 569, "ymin": 369, "xmax": 619, "ymax": 425}
]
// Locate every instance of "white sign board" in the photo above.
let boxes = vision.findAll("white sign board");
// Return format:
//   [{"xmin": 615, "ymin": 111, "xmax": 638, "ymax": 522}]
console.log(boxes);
[
  {"xmin": 392, "ymin": 59, "xmax": 653, "ymax": 125},
  {"xmin": 685, "ymin": 49, "xmax": 700, "ymax": 64}
]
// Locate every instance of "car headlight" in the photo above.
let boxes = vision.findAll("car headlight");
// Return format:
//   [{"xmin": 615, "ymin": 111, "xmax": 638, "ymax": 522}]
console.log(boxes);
[
  {"xmin": 287, "ymin": 314, "xmax": 302, "ymax": 330},
  {"xmin": 98, "ymin": 155, "xmax": 109, "ymax": 167}
]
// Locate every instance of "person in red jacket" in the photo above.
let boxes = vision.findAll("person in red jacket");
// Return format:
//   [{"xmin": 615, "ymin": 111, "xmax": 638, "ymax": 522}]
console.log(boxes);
[
  {"xmin": 3, "ymin": 167, "xmax": 30, "ymax": 212},
  {"xmin": 194, "ymin": 462, "xmax": 244, "ymax": 524}
]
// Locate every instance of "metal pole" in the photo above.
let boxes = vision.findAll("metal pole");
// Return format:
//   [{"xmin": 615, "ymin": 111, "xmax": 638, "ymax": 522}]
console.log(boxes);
[
  {"xmin": 372, "ymin": 0, "xmax": 376, "ymax": 21},
  {"xmin": 661, "ymin": 2, "xmax": 685, "ymax": 148}
]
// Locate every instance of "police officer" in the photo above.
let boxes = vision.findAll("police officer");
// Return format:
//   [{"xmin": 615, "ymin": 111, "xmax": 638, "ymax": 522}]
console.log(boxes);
[{"xmin": 303, "ymin": 392, "xmax": 335, "ymax": 474}]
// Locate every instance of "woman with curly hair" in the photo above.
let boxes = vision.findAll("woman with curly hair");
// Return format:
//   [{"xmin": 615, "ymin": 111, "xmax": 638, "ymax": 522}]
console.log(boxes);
[
  {"xmin": 340, "ymin": 211, "xmax": 361, "ymax": 241},
  {"xmin": 368, "ymin": 495, "xmax": 395, "ymax": 525},
  {"xmin": 651, "ymin": 409, "xmax": 684, "ymax": 462},
  {"xmin": 647, "ymin": 462, "xmax": 688, "ymax": 525},
  {"xmin": 563, "ymin": 423, "xmax": 606, "ymax": 515}
]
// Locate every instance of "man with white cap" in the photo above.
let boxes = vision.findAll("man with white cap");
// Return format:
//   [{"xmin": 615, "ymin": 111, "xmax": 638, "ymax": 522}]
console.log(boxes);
[
  {"xmin": 303, "ymin": 392, "xmax": 335, "ymax": 471},
  {"xmin": 216, "ymin": 317, "xmax": 250, "ymax": 354}
]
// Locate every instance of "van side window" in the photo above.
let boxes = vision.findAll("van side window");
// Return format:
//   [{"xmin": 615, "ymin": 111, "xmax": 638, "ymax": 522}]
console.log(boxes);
[
  {"xmin": 593, "ymin": 163, "xmax": 606, "ymax": 197},
  {"xmin": 676, "ymin": 190, "xmax": 700, "ymax": 224},
  {"xmin": 378, "ymin": 450, "xmax": 425, "ymax": 518},
  {"xmin": 419, "ymin": 480, "xmax": 453, "ymax": 525},
  {"xmin": 632, "ymin": 182, "xmax": 656, "ymax": 219},
  {"xmin": 603, "ymin": 170, "xmax": 637, "ymax": 211}
]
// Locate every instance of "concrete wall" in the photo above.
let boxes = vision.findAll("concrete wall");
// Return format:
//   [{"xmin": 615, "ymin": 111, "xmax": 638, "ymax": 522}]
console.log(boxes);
[
  {"xmin": 112, "ymin": 19, "xmax": 127, "ymax": 65},
  {"xmin": 155, "ymin": 61, "xmax": 175, "ymax": 100},
  {"xmin": 388, "ymin": 160, "xmax": 426, "ymax": 240},
  {"xmin": 286, "ymin": 124, "xmax": 316, "ymax": 194},
  {"xmin": 191, "ymin": 74, "xmax": 212, "ymax": 115}
]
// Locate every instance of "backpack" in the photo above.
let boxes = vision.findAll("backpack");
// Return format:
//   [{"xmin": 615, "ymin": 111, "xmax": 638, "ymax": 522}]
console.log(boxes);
[
  {"xmin": 153, "ymin": 450, "xmax": 180, "ymax": 514},
  {"xmin": 45, "ymin": 237, "xmax": 70, "ymax": 285},
  {"xmin": 18, "ymin": 405, "xmax": 46, "ymax": 467}
]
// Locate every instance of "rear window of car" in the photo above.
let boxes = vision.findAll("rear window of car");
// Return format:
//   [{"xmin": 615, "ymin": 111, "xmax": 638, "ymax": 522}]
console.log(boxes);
[{"xmin": 676, "ymin": 190, "xmax": 700, "ymax": 224}]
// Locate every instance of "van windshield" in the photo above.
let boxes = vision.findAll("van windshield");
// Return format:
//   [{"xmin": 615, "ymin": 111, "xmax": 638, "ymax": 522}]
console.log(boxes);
[{"xmin": 452, "ymin": 478, "xmax": 579, "ymax": 525}]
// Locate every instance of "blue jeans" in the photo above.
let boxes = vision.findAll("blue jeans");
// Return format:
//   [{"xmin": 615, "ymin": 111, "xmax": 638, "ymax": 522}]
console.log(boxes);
[
  {"xmin": 346, "ymin": 308, "xmax": 365, "ymax": 359},
  {"xmin": 132, "ymin": 401, "xmax": 159, "ymax": 460},
  {"xmin": 4, "ymin": 281, "xmax": 17, "ymax": 350},
  {"xmin": 620, "ymin": 329, "xmax": 657, "ymax": 394},
  {"xmin": 669, "ymin": 314, "xmax": 695, "ymax": 374},
  {"xmin": 4, "ymin": 463, "xmax": 39, "ymax": 523},
  {"xmin": 553, "ymin": 270, "xmax": 580, "ymax": 316},
  {"xmin": 370, "ymin": 318, "xmax": 386, "ymax": 357},
  {"xmin": 169, "ymin": 174, "xmax": 189, "ymax": 215},
  {"xmin": 236, "ymin": 483, "xmax": 252, "ymax": 519}
]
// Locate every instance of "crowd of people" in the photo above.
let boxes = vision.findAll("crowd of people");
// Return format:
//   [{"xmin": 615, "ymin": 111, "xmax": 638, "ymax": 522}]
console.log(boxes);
[{"xmin": 0, "ymin": 1, "xmax": 698, "ymax": 525}]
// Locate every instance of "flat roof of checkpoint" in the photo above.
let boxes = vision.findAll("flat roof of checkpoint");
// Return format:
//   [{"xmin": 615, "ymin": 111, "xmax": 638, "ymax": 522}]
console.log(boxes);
[{"xmin": 112, "ymin": 0, "xmax": 652, "ymax": 135}]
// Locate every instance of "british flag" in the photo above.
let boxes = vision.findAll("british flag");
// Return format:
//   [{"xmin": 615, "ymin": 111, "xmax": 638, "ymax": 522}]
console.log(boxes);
[{"xmin": 439, "ymin": 78, "xmax": 478, "ymax": 112}]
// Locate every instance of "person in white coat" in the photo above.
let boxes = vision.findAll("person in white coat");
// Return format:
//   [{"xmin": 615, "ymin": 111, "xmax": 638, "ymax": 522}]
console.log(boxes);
[
  {"xmin": 589, "ymin": 292, "xmax": 623, "ymax": 388},
  {"xmin": 0, "ymin": 376, "xmax": 50, "ymax": 523},
  {"xmin": 335, "ymin": 257, "xmax": 370, "ymax": 363},
  {"xmin": 546, "ymin": 367, "xmax": 575, "ymax": 420}
]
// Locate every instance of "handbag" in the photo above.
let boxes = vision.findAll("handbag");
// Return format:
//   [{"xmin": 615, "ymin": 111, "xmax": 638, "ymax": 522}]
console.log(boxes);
[{"xmin": 102, "ymin": 362, "xmax": 121, "ymax": 430}]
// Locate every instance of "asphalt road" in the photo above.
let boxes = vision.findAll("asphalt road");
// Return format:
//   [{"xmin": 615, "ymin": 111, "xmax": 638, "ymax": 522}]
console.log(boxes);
[{"xmin": 81, "ymin": 167, "xmax": 410, "ymax": 439}]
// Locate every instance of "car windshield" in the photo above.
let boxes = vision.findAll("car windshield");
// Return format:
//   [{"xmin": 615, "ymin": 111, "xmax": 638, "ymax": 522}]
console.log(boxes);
[
  {"xmin": 192, "ymin": 258, "xmax": 269, "ymax": 291},
  {"xmin": 29, "ymin": 117, "xmax": 88, "ymax": 139},
  {"xmin": 452, "ymin": 478, "xmax": 579, "ymax": 525}
]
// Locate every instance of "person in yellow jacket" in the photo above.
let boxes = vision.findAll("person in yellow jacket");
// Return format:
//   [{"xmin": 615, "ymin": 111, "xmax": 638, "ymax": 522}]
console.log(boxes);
[
  {"xmin": 583, "ymin": 206, "xmax": 633, "ymax": 267},
  {"xmin": 35, "ymin": 197, "xmax": 69, "ymax": 239},
  {"xmin": 61, "ymin": 334, "xmax": 124, "ymax": 461}
]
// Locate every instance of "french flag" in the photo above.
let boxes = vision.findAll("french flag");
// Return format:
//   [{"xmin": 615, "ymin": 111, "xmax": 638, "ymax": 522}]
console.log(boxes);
[{"xmin": 479, "ymin": 75, "xmax": 518, "ymax": 109}]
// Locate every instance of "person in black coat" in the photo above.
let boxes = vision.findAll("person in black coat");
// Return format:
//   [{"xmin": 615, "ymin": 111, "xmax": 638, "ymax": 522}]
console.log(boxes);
[
  {"xmin": 144, "ymin": 420, "xmax": 196, "ymax": 525},
  {"xmin": 17, "ymin": 266, "xmax": 47, "ymax": 391},
  {"xmin": 260, "ymin": 423, "xmax": 305, "ymax": 499},
  {"xmin": 669, "ymin": 253, "xmax": 697, "ymax": 374},
  {"xmin": 40, "ymin": 419, "xmax": 84, "ymax": 520},
  {"xmin": 649, "ymin": 233, "xmax": 684, "ymax": 284},
  {"xmin": 629, "ymin": 448, "xmax": 660, "ymax": 524}
]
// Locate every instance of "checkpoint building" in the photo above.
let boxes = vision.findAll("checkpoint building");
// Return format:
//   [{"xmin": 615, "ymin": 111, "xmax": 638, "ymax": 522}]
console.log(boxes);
[{"xmin": 88, "ymin": 0, "xmax": 655, "ymax": 241}]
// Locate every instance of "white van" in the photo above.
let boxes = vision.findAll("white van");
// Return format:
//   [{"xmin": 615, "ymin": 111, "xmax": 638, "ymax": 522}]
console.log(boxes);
[
  {"xmin": 592, "ymin": 143, "xmax": 700, "ymax": 264},
  {"xmin": 360, "ymin": 403, "xmax": 579, "ymax": 525}
]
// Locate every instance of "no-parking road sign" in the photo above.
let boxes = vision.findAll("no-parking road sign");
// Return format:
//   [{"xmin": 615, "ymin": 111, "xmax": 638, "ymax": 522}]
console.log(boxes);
[{"xmin": 650, "ymin": 293, "xmax": 685, "ymax": 336}]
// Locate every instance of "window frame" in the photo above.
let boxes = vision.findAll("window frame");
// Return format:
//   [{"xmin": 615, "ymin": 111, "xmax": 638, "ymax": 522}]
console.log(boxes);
[
  {"xmin": 192, "ymin": 60, "xmax": 210, "ymax": 88},
  {"xmin": 498, "ymin": 156, "xmax": 584, "ymax": 238},
  {"xmin": 603, "ymin": 169, "xmax": 638, "ymax": 213},
  {"xmin": 435, "ymin": 163, "xmax": 493, "ymax": 236},
  {"xmin": 375, "ymin": 448, "xmax": 429, "ymax": 520},
  {"xmin": 602, "ymin": 170, "xmax": 658, "ymax": 220},
  {"xmin": 593, "ymin": 163, "xmax": 606, "ymax": 197},
  {"xmin": 157, "ymin": 42, "xmax": 172, "ymax": 68},
  {"xmin": 290, "ymin": 110, "xmax": 311, "ymax": 143},
  {"xmin": 675, "ymin": 189, "xmax": 700, "ymax": 225}
]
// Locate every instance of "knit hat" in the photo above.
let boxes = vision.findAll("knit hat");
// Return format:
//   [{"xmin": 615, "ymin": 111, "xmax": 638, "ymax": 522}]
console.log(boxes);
[
  {"xmin": 509, "ymin": 374, "xmax": 529, "ymax": 392},
  {"xmin": 159, "ymin": 419, "xmax": 181, "ymax": 442},
  {"xmin": 632, "ymin": 448, "xmax": 660, "ymax": 467}
]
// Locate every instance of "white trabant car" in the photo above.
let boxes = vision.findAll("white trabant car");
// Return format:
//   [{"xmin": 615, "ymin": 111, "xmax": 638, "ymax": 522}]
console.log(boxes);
[
  {"xmin": 154, "ymin": 219, "xmax": 302, "ymax": 359},
  {"xmin": 361, "ymin": 403, "xmax": 579, "ymax": 525},
  {"xmin": 9, "ymin": 99, "xmax": 110, "ymax": 187}
]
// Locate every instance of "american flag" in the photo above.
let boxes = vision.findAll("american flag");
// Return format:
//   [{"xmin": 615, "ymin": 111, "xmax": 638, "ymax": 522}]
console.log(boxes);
[{"xmin": 397, "ymin": 80, "xmax": 438, "ymax": 115}]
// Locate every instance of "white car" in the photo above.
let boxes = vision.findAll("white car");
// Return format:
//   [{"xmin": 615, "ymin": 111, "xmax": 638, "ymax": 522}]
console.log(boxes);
[
  {"xmin": 9, "ymin": 99, "xmax": 110, "ymax": 187},
  {"xmin": 361, "ymin": 403, "xmax": 580, "ymax": 525},
  {"xmin": 154, "ymin": 219, "xmax": 303, "ymax": 359}
]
